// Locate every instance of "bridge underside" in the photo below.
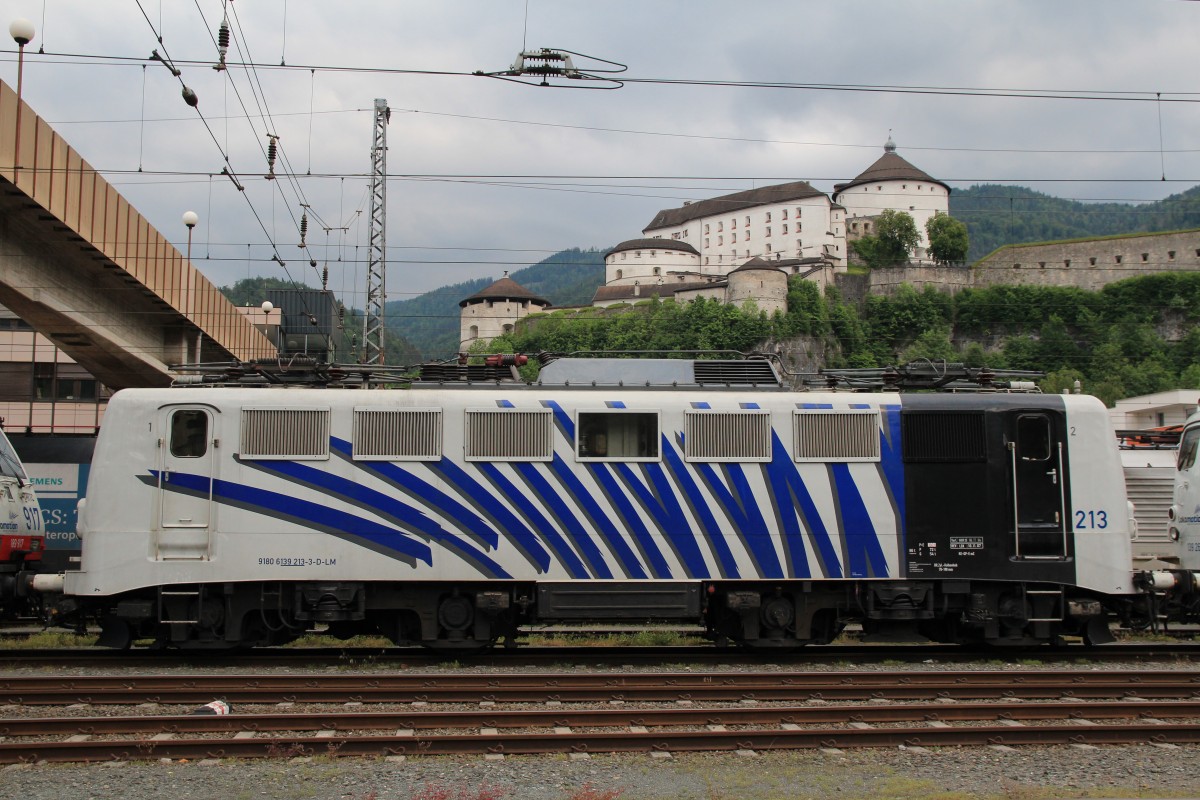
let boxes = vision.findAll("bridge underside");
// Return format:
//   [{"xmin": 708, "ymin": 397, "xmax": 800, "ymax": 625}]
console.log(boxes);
[{"xmin": 0, "ymin": 186, "xmax": 187, "ymax": 389}]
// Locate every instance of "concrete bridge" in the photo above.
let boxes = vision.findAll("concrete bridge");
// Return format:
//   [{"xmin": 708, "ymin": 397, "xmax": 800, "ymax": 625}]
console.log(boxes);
[{"xmin": 0, "ymin": 79, "xmax": 274, "ymax": 389}]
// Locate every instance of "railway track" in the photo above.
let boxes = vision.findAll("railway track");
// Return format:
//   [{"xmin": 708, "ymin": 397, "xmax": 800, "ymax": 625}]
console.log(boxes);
[
  {"xmin": 2, "ymin": 641, "xmax": 1199, "ymax": 669},
  {"xmin": 0, "ymin": 675, "xmax": 1197, "ymax": 763},
  {"xmin": 1, "ymin": 669, "xmax": 1200, "ymax": 705}
]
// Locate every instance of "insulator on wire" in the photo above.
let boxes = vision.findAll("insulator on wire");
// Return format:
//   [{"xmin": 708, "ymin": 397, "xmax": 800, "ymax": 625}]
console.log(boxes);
[
  {"xmin": 299, "ymin": 212, "xmax": 308, "ymax": 247},
  {"xmin": 214, "ymin": 16, "xmax": 230, "ymax": 71},
  {"xmin": 322, "ymin": 266, "xmax": 329, "ymax": 290},
  {"xmin": 265, "ymin": 134, "xmax": 278, "ymax": 180}
]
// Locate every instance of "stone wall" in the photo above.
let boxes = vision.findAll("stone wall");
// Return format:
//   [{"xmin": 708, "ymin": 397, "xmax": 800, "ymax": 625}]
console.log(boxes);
[{"xmin": 973, "ymin": 230, "xmax": 1200, "ymax": 292}]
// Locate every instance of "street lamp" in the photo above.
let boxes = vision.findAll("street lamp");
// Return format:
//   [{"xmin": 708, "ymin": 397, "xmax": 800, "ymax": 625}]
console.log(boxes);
[
  {"xmin": 9, "ymin": 18, "xmax": 35, "ymax": 183},
  {"xmin": 182, "ymin": 211, "xmax": 199, "ymax": 363}
]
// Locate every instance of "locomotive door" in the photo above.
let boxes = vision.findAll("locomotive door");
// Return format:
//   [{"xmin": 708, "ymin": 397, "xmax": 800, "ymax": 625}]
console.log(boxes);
[
  {"xmin": 157, "ymin": 406, "xmax": 216, "ymax": 560},
  {"xmin": 1008, "ymin": 412, "xmax": 1068, "ymax": 559}
]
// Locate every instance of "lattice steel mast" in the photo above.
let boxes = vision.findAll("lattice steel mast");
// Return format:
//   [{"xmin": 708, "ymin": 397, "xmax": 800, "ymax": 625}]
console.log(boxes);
[{"xmin": 363, "ymin": 98, "xmax": 390, "ymax": 364}]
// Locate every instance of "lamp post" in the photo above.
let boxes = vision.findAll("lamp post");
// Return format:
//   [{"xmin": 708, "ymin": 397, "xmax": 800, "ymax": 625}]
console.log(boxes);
[
  {"xmin": 182, "ymin": 211, "xmax": 199, "ymax": 363},
  {"xmin": 9, "ymin": 18, "xmax": 35, "ymax": 183}
]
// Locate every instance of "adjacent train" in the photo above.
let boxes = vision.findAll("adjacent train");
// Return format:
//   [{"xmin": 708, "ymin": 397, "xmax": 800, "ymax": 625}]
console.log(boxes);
[
  {"xmin": 0, "ymin": 426, "xmax": 45, "ymax": 616},
  {"xmin": 27, "ymin": 356, "xmax": 1200, "ymax": 650}
]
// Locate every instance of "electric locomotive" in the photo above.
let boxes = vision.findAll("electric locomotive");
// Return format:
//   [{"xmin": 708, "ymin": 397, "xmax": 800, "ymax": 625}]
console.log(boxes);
[
  {"xmin": 33, "ymin": 354, "xmax": 1164, "ymax": 650},
  {"xmin": 1160, "ymin": 410, "xmax": 1200, "ymax": 619},
  {"xmin": 0, "ymin": 424, "xmax": 45, "ymax": 617}
]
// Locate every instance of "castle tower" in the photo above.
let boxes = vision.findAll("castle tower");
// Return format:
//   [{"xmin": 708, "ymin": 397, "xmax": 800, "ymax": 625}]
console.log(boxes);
[
  {"xmin": 832, "ymin": 136, "xmax": 950, "ymax": 260},
  {"xmin": 726, "ymin": 257, "xmax": 788, "ymax": 316},
  {"xmin": 458, "ymin": 273, "xmax": 550, "ymax": 351}
]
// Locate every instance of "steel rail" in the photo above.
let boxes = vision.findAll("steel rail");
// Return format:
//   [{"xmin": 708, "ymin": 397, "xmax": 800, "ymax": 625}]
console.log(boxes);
[
  {"xmin": 1, "ymin": 722, "xmax": 1198, "ymax": 763},
  {"xmin": 1, "ymin": 671, "xmax": 1198, "ymax": 705},
  {"xmin": 1, "ymin": 700, "xmax": 1197, "ymax": 737},
  {"xmin": 1, "ymin": 642, "xmax": 1198, "ymax": 668}
]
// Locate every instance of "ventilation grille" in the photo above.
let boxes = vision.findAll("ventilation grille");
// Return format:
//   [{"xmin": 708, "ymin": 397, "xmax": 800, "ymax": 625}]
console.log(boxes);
[
  {"xmin": 241, "ymin": 408, "xmax": 329, "ymax": 460},
  {"xmin": 465, "ymin": 408, "xmax": 554, "ymax": 462},
  {"xmin": 685, "ymin": 410, "xmax": 772, "ymax": 461},
  {"xmin": 353, "ymin": 408, "xmax": 442, "ymax": 461},
  {"xmin": 793, "ymin": 410, "xmax": 880, "ymax": 462},
  {"xmin": 692, "ymin": 360, "xmax": 780, "ymax": 386},
  {"xmin": 902, "ymin": 411, "xmax": 986, "ymax": 462}
]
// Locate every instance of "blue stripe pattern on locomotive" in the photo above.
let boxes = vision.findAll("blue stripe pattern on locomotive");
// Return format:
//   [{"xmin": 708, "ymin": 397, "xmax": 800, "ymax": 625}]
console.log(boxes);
[{"xmin": 144, "ymin": 396, "xmax": 905, "ymax": 582}]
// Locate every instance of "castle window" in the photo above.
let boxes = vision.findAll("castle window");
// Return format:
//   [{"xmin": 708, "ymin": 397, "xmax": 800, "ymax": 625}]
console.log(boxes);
[
  {"xmin": 782, "ymin": 209, "xmax": 788, "ymax": 220},
  {"xmin": 704, "ymin": 238, "xmax": 709, "ymax": 248},
  {"xmin": 732, "ymin": 233, "xmax": 737, "ymax": 243},
  {"xmin": 796, "ymin": 208, "xmax": 802, "ymax": 217},
  {"xmin": 1039, "ymin": 262, "xmax": 1045, "ymax": 268},
  {"xmin": 621, "ymin": 252, "xmax": 626, "ymax": 260},
  {"xmin": 503, "ymin": 324, "xmax": 513, "ymax": 334},
  {"xmin": 1064, "ymin": 260, "xmax": 1071, "ymax": 268},
  {"xmin": 635, "ymin": 251, "xmax": 642, "ymax": 258},
  {"xmin": 704, "ymin": 257, "xmax": 709, "ymax": 265},
  {"xmin": 766, "ymin": 227, "xmax": 771, "ymax": 237},
  {"xmin": 744, "ymin": 216, "xmax": 750, "ymax": 226},
  {"xmin": 783, "ymin": 224, "xmax": 788, "ymax": 234},
  {"xmin": 877, "ymin": 186, "xmax": 882, "ymax": 191},
  {"xmin": 718, "ymin": 221, "xmax": 723, "ymax": 232},
  {"xmin": 765, "ymin": 212, "xmax": 772, "ymax": 222},
  {"xmin": 1090, "ymin": 257, "xmax": 1097, "ymax": 265},
  {"xmin": 1115, "ymin": 255, "xmax": 1123, "ymax": 264},
  {"xmin": 469, "ymin": 324, "xmax": 479, "ymax": 338},
  {"xmin": 653, "ymin": 267, "xmax": 661, "ymax": 276},
  {"xmin": 1168, "ymin": 251, "xmax": 1176, "ymax": 260},
  {"xmin": 616, "ymin": 269, "xmax": 623, "ymax": 280},
  {"xmin": 766, "ymin": 244, "xmax": 772, "ymax": 253},
  {"xmin": 1141, "ymin": 253, "xmax": 1149, "ymax": 262},
  {"xmin": 745, "ymin": 230, "xmax": 751, "ymax": 240},
  {"xmin": 917, "ymin": 185, "xmax": 922, "ymax": 191},
  {"xmin": 650, "ymin": 251, "xmax": 656, "ymax": 257},
  {"xmin": 718, "ymin": 235, "xmax": 723, "ymax": 246},
  {"xmin": 704, "ymin": 224, "xmax": 710, "ymax": 234},
  {"xmin": 902, "ymin": 185, "xmax": 907, "ymax": 189}
]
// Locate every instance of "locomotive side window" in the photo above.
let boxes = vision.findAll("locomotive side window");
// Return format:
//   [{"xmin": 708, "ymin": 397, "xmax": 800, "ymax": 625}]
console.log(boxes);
[
  {"xmin": 169, "ymin": 409, "xmax": 209, "ymax": 458},
  {"xmin": 0, "ymin": 432, "xmax": 26, "ymax": 481},
  {"xmin": 1016, "ymin": 414, "xmax": 1051, "ymax": 461},
  {"xmin": 577, "ymin": 411, "xmax": 660, "ymax": 461},
  {"xmin": 1178, "ymin": 426, "xmax": 1200, "ymax": 471}
]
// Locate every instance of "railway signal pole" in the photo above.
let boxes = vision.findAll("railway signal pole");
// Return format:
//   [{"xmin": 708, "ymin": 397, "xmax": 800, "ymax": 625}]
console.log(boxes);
[{"xmin": 363, "ymin": 98, "xmax": 389, "ymax": 365}]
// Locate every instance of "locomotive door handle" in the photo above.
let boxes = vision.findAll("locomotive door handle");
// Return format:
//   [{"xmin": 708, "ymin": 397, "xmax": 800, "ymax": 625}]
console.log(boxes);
[{"xmin": 1046, "ymin": 468, "xmax": 1057, "ymax": 484}]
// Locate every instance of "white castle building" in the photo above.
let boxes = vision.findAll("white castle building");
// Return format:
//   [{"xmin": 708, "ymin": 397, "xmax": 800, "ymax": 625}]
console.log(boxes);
[{"xmin": 461, "ymin": 139, "xmax": 949, "ymax": 348}]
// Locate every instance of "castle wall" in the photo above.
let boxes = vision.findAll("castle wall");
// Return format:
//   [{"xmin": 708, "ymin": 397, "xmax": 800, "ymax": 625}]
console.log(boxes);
[{"xmin": 973, "ymin": 231, "xmax": 1200, "ymax": 292}]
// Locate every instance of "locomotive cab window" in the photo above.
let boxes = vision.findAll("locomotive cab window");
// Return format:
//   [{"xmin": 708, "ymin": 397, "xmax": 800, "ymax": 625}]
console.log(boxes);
[
  {"xmin": 1016, "ymin": 415, "xmax": 1051, "ymax": 461},
  {"xmin": 0, "ymin": 431, "xmax": 26, "ymax": 481},
  {"xmin": 1179, "ymin": 426, "xmax": 1200, "ymax": 471},
  {"xmin": 577, "ymin": 410, "xmax": 660, "ymax": 461},
  {"xmin": 169, "ymin": 409, "xmax": 209, "ymax": 458}
]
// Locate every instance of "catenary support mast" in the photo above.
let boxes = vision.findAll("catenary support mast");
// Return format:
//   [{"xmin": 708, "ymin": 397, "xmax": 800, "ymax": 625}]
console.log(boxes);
[{"xmin": 363, "ymin": 98, "xmax": 390, "ymax": 364}]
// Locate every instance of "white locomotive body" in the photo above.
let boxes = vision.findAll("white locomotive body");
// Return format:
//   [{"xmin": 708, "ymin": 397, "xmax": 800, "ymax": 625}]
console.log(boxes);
[{"xmin": 60, "ymin": 358, "xmax": 1145, "ymax": 649}]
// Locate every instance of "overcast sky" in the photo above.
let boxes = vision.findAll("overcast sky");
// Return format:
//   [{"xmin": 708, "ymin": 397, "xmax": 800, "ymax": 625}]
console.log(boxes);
[{"xmin": 3, "ymin": 1, "xmax": 1198, "ymax": 308}]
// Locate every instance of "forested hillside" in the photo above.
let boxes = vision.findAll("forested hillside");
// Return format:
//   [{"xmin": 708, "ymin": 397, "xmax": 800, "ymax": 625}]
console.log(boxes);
[
  {"xmin": 951, "ymin": 184, "xmax": 1200, "ymax": 261},
  {"xmin": 481, "ymin": 272, "xmax": 1200, "ymax": 407},
  {"xmin": 385, "ymin": 248, "xmax": 605, "ymax": 358}
]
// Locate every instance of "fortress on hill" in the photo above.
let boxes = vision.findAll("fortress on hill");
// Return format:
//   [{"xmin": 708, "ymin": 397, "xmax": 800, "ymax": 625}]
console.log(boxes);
[{"xmin": 460, "ymin": 138, "xmax": 1200, "ymax": 351}]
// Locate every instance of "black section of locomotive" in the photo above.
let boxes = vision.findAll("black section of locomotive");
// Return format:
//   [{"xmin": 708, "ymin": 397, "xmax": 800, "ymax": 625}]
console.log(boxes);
[{"xmin": 900, "ymin": 394, "xmax": 1075, "ymax": 585}]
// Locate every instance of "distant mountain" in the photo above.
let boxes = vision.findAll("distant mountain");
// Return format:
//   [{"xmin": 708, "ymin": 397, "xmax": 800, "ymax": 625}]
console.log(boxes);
[
  {"xmin": 951, "ymin": 184, "xmax": 1200, "ymax": 262},
  {"xmin": 385, "ymin": 247, "xmax": 606, "ymax": 359}
]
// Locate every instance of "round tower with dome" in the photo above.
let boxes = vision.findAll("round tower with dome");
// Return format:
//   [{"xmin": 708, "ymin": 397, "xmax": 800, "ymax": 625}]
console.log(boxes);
[
  {"xmin": 458, "ymin": 273, "xmax": 550, "ymax": 351},
  {"xmin": 832, "ymin": 136, "xmax": 950, "ymax": 261}
]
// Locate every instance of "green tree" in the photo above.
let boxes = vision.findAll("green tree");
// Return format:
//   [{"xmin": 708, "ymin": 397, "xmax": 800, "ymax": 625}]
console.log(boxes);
[
  {"xmin": 924, "ymin": 212, "xmax": 970, "ymax": 265},
  {"xmin": 849, "ymin": 209, "xmax": 920, "ymax": 268}
]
